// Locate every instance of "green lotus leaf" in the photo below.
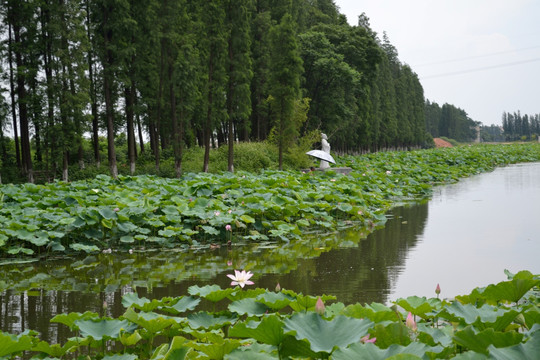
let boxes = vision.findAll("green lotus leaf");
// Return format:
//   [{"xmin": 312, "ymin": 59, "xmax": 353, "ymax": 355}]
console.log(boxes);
[
  {"xmin": 161, "ymin": 296, "xmax": 201, "ymax": 315},
  {"xmin": 343, "ymin": 303, "xmax": 400, "ymax": 322},
  {"xmin": 122, "ymin": 292, "xmax": 156, "ymax": 311},
  {"xmin": 229, "ymin": 314, "xmax": 284, "ymax": 345},
  {"xmin": 331, "ymin": 342, "xmax": 442, "ymax": 360},
  {"xmin": 439, "ymin": 302, "xmax": 516, "ymax": 328},
  {"xmin": 50, "ymin": 311, "xmax": 99, "ymax": 329},
  {"xmin": 75, "ymin": 318, "xmax": 137, "ymax": 340},
  {"xmin": 370, "ymin": 321, "xmax": 412, "ymax": 349},
  {"xmin": 287, "ymin": 293, "xmax": 336, "ymax": 312},
  {"xmin": 450, "ymin": 351, "xmax": 490, "ymax": 360},
  {"xmin": 98, "ymin": 207, "xmax": 118, "ymax": 220},
  {"xmin": 481, "ymin": 273, "xmax": 539, "ymax": 303},
  {"xmin": 123, "ymin": 308, "xmax": 179, "ymax": 335},
  {"xmin": 396, "ymin": 296, "xmax": 440, "ymax": 318},
  {"xmin": 187, "ymin": 311, "xmax": 236, "ymax": 330},
  {"xmin": 453, "ymin": 326, "xmax": 524, "ymax": 355},
  {"xmin": 0, "ymin": 332, "xmax": 34, "ymax": 357},
  {"xmin": 188, "ymin": 285, "xmax": 234, "ymax": 303},
  {"xmin": 488, "ymin": 330, "xmax": 540, "ymax": 360},
  {"xmin": 523, "ymin": 305, "xmax": 540, "ymax": 329},
  {"xmin": 283, "ymin": 313, "xmax": 372, "ymax": 354},
  {"xmin": 7, "ymin": 246, "xmax": 34, "ymax": 255},
  {"xmin": 32, "ymin": 340, "xmax": 80, "ymax": 357},
  {"xmin": 0, "ymin": 233, "xmax": 7, "ymax": 247},
  {"xmin": 102, "ymin": 354, "xmax": 138, "ymax": 360},
  {"xmin": 118, "ymin": 329, "xmax": 142, "ymax": 347},
  {"xmin": 191, "ymin": 338, "xmax": 242, "ymax": 359},
  {"xmin": 256, "ymin": 292, "xmax": 293, "ymax": 311},
  {"xmin": 70, "ymin": 243, "xmax": 100, "ymax": 253},
  {"xmin": 416, "ymin": 323, "xmax": 454, "ymax": 347},
  {"xmin": 228, "ymin": 298, "xmax": 269, "ymax": 316},
  {"xmin": 200, "ymin": 225, "xmax": 219, "ymax": 235},
  {"xmin": 225, "ymin": 342, "xmax": 278, "ymax": 359},
  {"xmin": 155, "ymin": 336, "xmax": 190, "ymax": 360}
]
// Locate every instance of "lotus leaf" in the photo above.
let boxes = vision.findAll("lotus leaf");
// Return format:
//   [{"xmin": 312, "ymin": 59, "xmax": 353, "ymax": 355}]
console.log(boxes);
[
  {"xmin": 123, "ymin": 308, "xmax": 179, "ymax": 335},
  {"xmin": 283, "ymin": 313, "xmax": 373, "ymax": 353},
  {"xmin": 255, "ymin": 292, "xmax": 294, "ymax": 311},
  {"xmin": 191, "ymin": 338, "xmax": 242, "ymax": 359},
  {"xmin": 228, "ymin": 298, "xmax": 269, "ymax": 316},
  {"xmin": 453, "ymin": 326, "xmax": 524, "ymax": 355},
  {"xmin": 225, "ymin": 343, "xmax": 278, "ymax": 359},
  {"xmin": 229, "ymin": 315, "xmax": 285, "ymax": 345},
  {"xmin": 76, "ymin": 318, "xmax": 137, "ymax": 340},
  {"xmin": 487, "ymin": 331, "xmax": 540, "ymax": 360},
  {"xmin": 0, "ymin": 332, "xmax": 34, "ymax": 357},
  {"xmin": 331, "ymin": 342, "xmax": 441, "ymax": 360},
  {"xmin": 51, "ymin": 311, "xmax": 99, "ymax": 329},
  {"xmin": 102, "ymin": 354, "xmax": 138, "ymax": 360},
  {"xmin": 188, "ymin": 285, "xmax": 234, "ymax": 302},
  {"xmin": 187, "ymin": 311, "xmax": 237, "ymax": 330}
]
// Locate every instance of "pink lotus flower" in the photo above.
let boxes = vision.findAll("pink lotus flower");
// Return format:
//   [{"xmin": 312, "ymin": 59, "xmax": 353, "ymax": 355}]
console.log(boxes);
[
  {"xmin": 361, "ymin": 334, "xmax": 376, "ymax": 343},
  {"xmin": 406, "ymin": 312, "xmax": 417, "ymax": 331},
  {"xmin": 386, "ymin": 170, "xmax": 392, "ymax": 175},
  {"xmin": 225, "ymin": 224, "xmax": 232, "ymax": 231},
  {"xmin": 275, "ymin": 283, "xmax": 281, "ymax": 292},
  {"xmin": 435, "ymin": 283, "xmax": 441, "ymax": 297},
  {"xmin": 214, "ymin": 211, "xmax": 221, "ymax": 216},
  {"xmin": 227, "ymin": 270, "xmax": 254, "ymax": 288},
  {"xmin": 315, "ymin": 297, "xmax": 325, "ymax": 316}
]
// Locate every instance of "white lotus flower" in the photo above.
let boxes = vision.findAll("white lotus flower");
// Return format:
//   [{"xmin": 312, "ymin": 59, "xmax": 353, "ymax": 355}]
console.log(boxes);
[{"xmin": 227, "ymin": 270, "xmax": 254, "ymax": 288}]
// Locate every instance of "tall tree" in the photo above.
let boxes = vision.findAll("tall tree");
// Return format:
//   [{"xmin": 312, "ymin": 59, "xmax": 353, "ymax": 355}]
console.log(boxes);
[
  {"xmin": 225, "ymin": 0, "xmax": 253, "ymax": 172},
  {"xmin": 201, "ymin": 0, "xmax": 228, "ymax": 173},
  {"xmin": 8, "ymin": 0, "xmax": 36, "ymax": 182},
  {"xmin": 268, "ymin": 13, "xmax": 303, "ymax": 170}
]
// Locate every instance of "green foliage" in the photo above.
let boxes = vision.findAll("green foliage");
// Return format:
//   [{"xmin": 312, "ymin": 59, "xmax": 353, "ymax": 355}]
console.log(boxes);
[
  {"xmin": 1, "ymin": 143, "xmax": 540, "ymax": 258},
  {"xmin": 0, "ymin": 272, "xmax": 538, "ymax": 359}
]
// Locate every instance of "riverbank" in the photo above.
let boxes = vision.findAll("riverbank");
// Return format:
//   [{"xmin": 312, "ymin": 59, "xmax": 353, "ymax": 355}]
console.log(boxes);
[{"xmin": 1, "ymin": 143, "xmax": 540, "ymax": 261}]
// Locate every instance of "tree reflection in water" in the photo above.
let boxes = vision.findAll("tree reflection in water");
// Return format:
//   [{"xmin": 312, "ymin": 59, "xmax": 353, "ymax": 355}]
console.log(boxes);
[{"xmin": 0, "ymin": 203, "xmax": 428, "ymax": 344}]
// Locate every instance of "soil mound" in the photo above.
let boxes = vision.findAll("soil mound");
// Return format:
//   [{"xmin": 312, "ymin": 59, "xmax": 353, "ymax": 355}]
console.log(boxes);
[{"xmin": 433, "ymin": 138, "xmax": 453, "ymax": 148}]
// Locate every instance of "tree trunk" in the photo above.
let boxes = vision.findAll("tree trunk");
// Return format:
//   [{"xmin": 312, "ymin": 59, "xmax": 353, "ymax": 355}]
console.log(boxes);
[
  {"xmin": 86, "ymin": 0, "xmax": 100, "ymax": 167},
  {"xmin": 7, "ymin": 21, "xmax": 21, "ymax": 170},
  {"xmin": 203, "ymin": 61, "xmax": 213, "ymax": 173},
  {"xmin": 13, "ymin": 14, "xmax": 33, "ymax": 182},
  {"xmin": 125, "ymin": 84, "xmax": 136, "ymax": 175},
  {"xmin": 103, "ymin": 6, "xmax": 118, "ymax": 178}
]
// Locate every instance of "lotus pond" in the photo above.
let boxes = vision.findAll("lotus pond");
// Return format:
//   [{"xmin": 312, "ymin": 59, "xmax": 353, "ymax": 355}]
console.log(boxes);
[{"xmin": 1, "ymin": 143, "xmax": 540, "ymax": 359}]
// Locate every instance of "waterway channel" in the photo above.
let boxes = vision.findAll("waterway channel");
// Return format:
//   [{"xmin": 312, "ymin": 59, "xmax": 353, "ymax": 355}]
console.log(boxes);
[{"xmin": 1, "ymin": 162, "xmax": 539, "ymax": 344}]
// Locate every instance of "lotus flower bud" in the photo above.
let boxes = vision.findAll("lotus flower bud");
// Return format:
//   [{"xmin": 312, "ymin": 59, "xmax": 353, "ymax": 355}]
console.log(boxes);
[
  {"xmin": 406, "ymin": 312, "xmax": 417, "ymax": 331},
  {"xmin": 315, "ymin": 297, "xmax": 325, "ymax": 316}
]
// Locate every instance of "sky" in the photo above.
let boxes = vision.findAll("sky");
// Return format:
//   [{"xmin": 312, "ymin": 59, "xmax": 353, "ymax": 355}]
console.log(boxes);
[{"xmin": 335, "ymin": 0, "xmax": 540, "ymax": 126}]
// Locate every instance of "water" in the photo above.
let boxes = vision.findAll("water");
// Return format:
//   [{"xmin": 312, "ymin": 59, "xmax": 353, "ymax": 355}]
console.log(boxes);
[
  {"xmin": 1, "ymin": 162, "xmax": 540, "ymax": 343},
  {"xmin": 388, "ymin": 161, "xmax": 540, "ymax": 300}
]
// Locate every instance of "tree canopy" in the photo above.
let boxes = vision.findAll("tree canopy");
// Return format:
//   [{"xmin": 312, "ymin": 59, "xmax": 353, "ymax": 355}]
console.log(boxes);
[{"xmin": 0, "ymin": 0, "xmax": 433, "ymax": 182}]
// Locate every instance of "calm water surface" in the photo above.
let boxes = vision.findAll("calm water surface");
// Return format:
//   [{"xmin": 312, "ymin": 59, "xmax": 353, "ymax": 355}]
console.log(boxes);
[{"xmin": 1, "ymin": 162, "xmax": 539, "ymax": 343}]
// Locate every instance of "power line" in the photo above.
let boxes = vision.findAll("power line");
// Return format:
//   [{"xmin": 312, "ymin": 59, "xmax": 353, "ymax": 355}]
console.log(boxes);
[
  {"xmin": 414, "ymin": 45, "xmax": 540, "ymax": 67},
  {"xmin": 420, "ymin": 57, "xmax": 540, "ymax": 80}
]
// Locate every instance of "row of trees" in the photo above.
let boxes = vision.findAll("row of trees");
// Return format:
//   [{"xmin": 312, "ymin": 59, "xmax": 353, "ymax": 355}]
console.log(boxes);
[
  {"xmin": 501, "ymin": 111, "xmax": 540, "ymax": 141},
  {"xmin": 0, "ymin": 0, "xmax": 429, "ymax": 182},
  {"xmin": 425, "ymin": 100, "xmax": 480, "ymax": 142}
]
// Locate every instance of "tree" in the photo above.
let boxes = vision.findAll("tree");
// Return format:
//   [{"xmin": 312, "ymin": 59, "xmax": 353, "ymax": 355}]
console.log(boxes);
[
  {"xmin": 200, "ymin": 0, "xmax": 228, "ymax": 173},
  {"xmin": 268, "ymin": 13, "xmax": 303, "ymax": 170},
  {"xmin": 225, "ymin": 0, "xmax": 253, "ymax": 172}
]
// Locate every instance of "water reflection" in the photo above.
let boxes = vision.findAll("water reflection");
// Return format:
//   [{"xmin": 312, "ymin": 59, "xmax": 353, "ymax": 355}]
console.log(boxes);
[
  {"xmin": 0, "ymin": 203, "xmax": 428, "ymax": 342},
  {"xmin": 3, "ymin": 162, "xmax": 539, "ymax": 344},
  {"xmin": 389, "ymin": 162, "xmax": 540, "ymax": 300}
]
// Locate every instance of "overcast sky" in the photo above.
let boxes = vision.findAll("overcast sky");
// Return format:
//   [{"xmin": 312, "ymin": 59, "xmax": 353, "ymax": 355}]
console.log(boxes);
[{"xmin": 335, "ymin": 0, "xmax": 540, "ymax": 126}]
